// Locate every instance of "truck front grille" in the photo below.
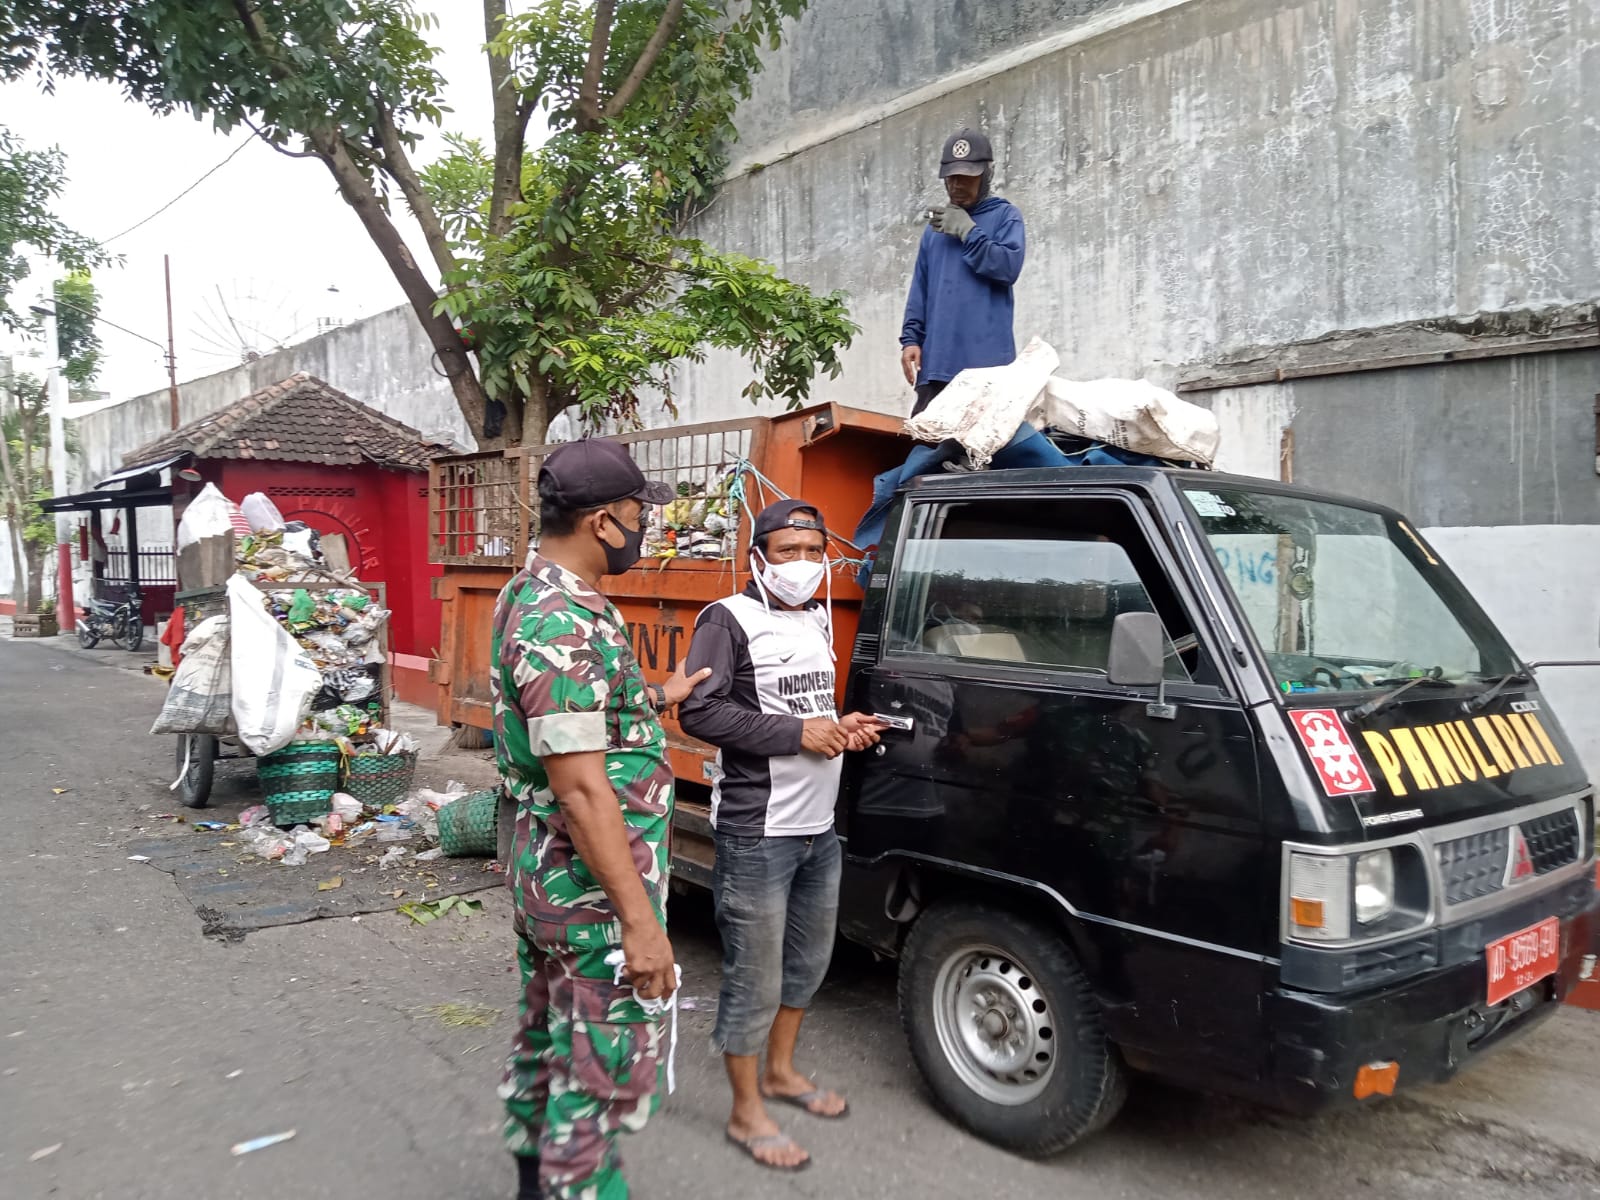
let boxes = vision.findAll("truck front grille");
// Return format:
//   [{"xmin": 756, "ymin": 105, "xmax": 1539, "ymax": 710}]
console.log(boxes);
[
  {"xmin": 1437, "ymin": 829, "xmax": 1509, "ymax": 905},
  {"xmin": 1520, "ymin": 808, "xmax": 1581, "ymax": 875}
]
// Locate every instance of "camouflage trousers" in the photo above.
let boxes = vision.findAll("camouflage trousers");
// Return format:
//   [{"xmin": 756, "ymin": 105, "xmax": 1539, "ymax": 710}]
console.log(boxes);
[{"xmin": 502, "ymin": 917, "xmax": 665, "ymax": 1200}]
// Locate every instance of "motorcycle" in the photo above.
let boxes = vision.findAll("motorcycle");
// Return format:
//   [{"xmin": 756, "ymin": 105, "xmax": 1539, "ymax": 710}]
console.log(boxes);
[{"xmin": 78, "ymin": 592, "xmax": 145, "ymax": 651}]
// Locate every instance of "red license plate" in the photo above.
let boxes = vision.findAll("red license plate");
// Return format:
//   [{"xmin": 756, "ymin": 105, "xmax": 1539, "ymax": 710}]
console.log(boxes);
[{"xmin": 1486, "ymin": 916, "xmax": 1561, "ymax": 1006}]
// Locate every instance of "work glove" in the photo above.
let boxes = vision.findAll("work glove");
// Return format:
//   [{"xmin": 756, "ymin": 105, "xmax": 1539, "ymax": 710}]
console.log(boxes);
[{"xmin": 930, "ymin": 205, "xmax": 976, "ymax": 242}]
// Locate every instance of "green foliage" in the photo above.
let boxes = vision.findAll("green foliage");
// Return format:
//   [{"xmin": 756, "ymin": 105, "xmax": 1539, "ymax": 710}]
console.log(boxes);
[
  {"xmin": 429, "ymin": 0, "xmax": 855, "ymax": 427},
  {"xmin": 51, "ymin": 271, "xmax": 102, "ymax": 386},
  {"xmin": 1, "ymin": 372, "xmax": 54, "ymax": 553},
  {"xmin": 3, "ymin": 0, "xmax": 856, "ymax": 440},
  {"xmin": 0, "ymin": 123, "xmax": 111, "ymax": 332}
]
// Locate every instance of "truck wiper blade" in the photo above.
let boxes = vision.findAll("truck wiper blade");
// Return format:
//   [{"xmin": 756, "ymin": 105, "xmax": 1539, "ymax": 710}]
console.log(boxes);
[
  {"xmin": 1349, "ymin": 675, "xmax": 1454, "ymax": 722},
  {"xmin": 1461, "ymin": 670, "xmax": 1533, "ymax": 714}
]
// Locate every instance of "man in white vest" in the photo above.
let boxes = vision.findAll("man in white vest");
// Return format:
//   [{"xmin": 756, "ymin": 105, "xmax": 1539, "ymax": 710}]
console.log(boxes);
[{"xmin": 678, "ymin": 499, "xmax": 882, "ymax": 1172}]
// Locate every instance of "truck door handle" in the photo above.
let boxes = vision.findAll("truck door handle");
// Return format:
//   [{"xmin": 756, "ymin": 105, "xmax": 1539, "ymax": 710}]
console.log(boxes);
[{"xmin": 873, "ymin": 713, "xmax": 914, "ymax": 733}]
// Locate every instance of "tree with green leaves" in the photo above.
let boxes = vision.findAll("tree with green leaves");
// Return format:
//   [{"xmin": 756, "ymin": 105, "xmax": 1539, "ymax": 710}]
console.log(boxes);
[
  {"xmin": 0, "ymin": 123, "xmax": 111, "ymax": 333},
  {"xmin": 2, "ymin": 1, "xmax": 854, "ymax": 446},
  {"xmin": 0, "ymin": 274, "xmax": 99, "ymax": 610}
]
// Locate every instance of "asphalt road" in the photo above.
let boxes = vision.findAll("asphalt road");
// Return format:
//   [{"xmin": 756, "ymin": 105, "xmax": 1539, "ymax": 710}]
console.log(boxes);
[{"xmin": 4, "ymin": 636, "xmax": 1600, "ymax": 1199}]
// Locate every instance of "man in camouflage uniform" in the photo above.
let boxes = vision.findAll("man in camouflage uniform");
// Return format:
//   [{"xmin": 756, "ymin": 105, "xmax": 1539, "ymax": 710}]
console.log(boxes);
[{"xmin": 492, "ymin": 437, "xmax": 710, "ymax": 1200}]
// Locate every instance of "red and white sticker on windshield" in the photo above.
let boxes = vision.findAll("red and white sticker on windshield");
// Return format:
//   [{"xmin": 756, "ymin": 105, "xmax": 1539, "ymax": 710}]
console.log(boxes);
[{"xmin": 1291, "ymin": 708, "xmax": 1377, "ymax": 796}]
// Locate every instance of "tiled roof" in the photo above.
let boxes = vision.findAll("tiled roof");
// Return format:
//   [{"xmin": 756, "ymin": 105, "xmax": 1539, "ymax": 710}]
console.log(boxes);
[{"xmin": 122, "ymin": 373, "xmax": 446, "ymax": 472}]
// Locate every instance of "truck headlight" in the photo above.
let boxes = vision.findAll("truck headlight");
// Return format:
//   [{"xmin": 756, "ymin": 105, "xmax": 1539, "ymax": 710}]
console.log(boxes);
[{"xmin": 1354, "ymin": 850, "xmax": 1395, "ymax": 925}]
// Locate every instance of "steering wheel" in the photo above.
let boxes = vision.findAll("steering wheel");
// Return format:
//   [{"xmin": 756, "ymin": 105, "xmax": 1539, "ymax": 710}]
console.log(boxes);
[{"xmin": 1309, "ymin": 665, "xmax": 1344, "ymax": 690}]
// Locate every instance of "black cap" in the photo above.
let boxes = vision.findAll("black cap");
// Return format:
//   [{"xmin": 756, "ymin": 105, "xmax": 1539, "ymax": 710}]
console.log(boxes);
[
  {"xmin": 539, "ymin": 438, "xmax": 673, "ymax": 509},
  {"xmin": 752, "ymin": 499, "xmax": 827, "ymax": 545},
  {"xmin": 939, "ymin": 128, "xmax": 993, "ymax": 178}
]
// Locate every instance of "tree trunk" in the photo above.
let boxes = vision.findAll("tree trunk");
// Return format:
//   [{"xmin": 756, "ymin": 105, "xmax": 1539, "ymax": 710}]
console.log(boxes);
[
  {"xmin": 520, "ymin": 378, "xmax": 555, "ymax": 447},
  {"xmin": 311, "ymin": 132, "xmax": 495, "ymax": 447},
  {"xmin": 3, "ymin": 514, "xmax": 24, "ymax": 607},
  {"xmin": 24, "ymin": 542, "xmax": 43, "ymax": 613}
]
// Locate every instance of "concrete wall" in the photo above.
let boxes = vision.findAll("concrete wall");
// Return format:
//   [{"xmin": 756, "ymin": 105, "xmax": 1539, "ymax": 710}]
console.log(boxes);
[
  {"xmin": 672, "ymin": 0, "xmax": 1600, "ymax": 426},
  {"xmin": 72, "ymin": 303, "xmax": 468, "ymax": 487}
]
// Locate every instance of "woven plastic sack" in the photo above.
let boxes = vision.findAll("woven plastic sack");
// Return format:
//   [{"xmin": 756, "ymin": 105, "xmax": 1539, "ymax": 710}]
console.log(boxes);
[
  {"xmin": 175, "ymin": 483, "xmax": 234, "ymax": 551},
  {"xmin": 438, "ymin": 790, "xmax": 500, "ymax": 857},
  {"xmin": 902, "ymin": 336, "xmax": 1060, "ymax": 468},
  {"xmin": 228, "ymin": 575, "xmax": 322, "ymax": 755},
  {"xmin": 150, "ymin": 616, "xmax": 236, "ymax": 735},
  {"xmin": 1033, "ymin": 376, "xmax": 1220, "ymax": 465}
]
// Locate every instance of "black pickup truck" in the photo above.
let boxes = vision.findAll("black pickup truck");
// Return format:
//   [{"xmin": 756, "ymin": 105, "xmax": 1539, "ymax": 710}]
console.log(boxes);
[{"xmin": 776, "ymin": 466, "xmax": 1596, "ymax": 1154}]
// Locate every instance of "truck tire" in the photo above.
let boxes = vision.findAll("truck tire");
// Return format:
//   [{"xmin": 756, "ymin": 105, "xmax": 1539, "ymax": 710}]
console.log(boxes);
[{"xmin": 898, "ymin": 902, "xmax": 1127, "ymax": 1156}]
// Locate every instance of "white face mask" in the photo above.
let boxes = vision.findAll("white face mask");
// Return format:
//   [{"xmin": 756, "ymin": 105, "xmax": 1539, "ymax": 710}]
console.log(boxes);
[{"xmin": 756, "ymin": 553, "xmax": 826, "ymax": 607}]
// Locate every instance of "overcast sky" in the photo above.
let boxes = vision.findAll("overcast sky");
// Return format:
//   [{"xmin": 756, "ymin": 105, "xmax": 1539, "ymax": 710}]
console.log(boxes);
[{"xmin": 1, "ymin": 8, "xmax": 500, "ymax": 410}]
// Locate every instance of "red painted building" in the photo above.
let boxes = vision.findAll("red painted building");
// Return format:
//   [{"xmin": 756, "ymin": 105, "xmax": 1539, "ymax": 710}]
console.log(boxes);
[{"xmin": 119, "ymin": 373, "xmax": 449, "ymax": 707}]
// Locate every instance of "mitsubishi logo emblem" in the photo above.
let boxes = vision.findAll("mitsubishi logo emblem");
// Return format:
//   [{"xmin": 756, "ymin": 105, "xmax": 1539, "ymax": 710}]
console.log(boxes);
[{"xmin": 1506, "ymin": 828, "xmax": 1535, "ymax": 884}]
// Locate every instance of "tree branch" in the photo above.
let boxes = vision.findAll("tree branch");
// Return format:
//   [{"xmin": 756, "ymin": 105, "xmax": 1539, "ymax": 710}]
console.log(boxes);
[
  {"xmin": 604, "ymin": 0, "xmax": 685, "ymax": 119},
  {"xmin": 576, "ymin": 0, "xmax": 617, "ymax": 131},
  {"xmin": 375, "ymin": 103, "xmax": 458, "ymax": 283},
  {"xmin": 310, "ymin": 129, "xmax": 492, "ymax": 444},
  {"xmin": 241, "ymin": 115, "xmax": 320, "ymax": 159},
  {"xmin": 485, "ymin": 0, "xmax": 524, "ymax": 238}
]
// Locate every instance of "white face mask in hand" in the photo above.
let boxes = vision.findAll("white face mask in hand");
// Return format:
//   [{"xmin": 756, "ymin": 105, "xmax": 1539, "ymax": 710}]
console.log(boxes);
[{"xmin": 755, "ymin": 553, "xmax": 826, "ymax": 607}]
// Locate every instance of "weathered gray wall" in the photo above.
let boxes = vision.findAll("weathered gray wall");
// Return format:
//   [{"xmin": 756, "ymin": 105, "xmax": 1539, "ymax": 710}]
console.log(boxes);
[
  {"xmin": 72, "ymin": 304, "xmax": 467, "ymax": 486},
  {"xmin": 674, "ymin": 0, "xmax": 1600, "ymax": 425}
]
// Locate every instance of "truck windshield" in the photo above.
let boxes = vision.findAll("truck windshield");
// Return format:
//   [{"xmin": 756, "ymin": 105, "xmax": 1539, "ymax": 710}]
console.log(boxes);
[{"xmin": 1182, "ymin": 485, "xmax": 1518, "ymax": 695}]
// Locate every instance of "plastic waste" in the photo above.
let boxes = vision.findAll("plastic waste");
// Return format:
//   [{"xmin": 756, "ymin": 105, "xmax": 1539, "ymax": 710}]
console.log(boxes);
[
  {"xmin": 176, "ymin": 483, "xmax": 235, "ymax": 551},
  {"xmin": 331, "ymin": 793, "xmax": 363, "ymax": 822},
  {"xmin": 238, "ymin": 822, "xmax": 293, "ymax": 861},
  {"xmin": 415, "ymin": 847, "xmax": 446, "ymax": 862},
  {"xmin": 239, "ymin": 492, "xmax": 287, "ymax": 534},
  {"xmin": 377, "ymin": 846, "xmax": 410, "ymax": 870},
  {"xmin": 282, "ymin": 829, "xmax": 332, "ymax": 867}
]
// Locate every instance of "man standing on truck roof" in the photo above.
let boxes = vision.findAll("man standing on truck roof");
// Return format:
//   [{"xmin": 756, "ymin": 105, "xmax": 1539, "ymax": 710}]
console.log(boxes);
[
  {"xmin": 678, "ymin": 500, "xmax": 883, "ymax": 1172},
  {"xmin": 491, "ymin": 437, "xmax": 711, "ymax": 1200},
  {"xmin": 899, "ymin": 127, "xmax": 1026, "ymax": 416}
]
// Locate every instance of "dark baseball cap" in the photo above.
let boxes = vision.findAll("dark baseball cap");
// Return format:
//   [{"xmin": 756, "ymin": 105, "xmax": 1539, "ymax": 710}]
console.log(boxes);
[
  {"xmin": 539, "ymin": 438, "xmax": 673, "ymax": 509},
  {"xmin": 752, "ymin": 499, "xmax": 827, "ymax": 546},
  {"xmin": 939, "ymin": 128, "xmax": 993, "ymax": 177}
]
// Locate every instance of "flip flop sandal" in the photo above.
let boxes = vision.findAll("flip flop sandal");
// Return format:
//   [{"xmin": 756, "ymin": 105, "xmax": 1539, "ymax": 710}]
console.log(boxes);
[
  {"xmin": 725, "ymin": 1131, "xmax": 812, "ymax": 1172},
  {"xmin": 766, "ymin": 1089, "xmax": 851, "ymax": 1119}
]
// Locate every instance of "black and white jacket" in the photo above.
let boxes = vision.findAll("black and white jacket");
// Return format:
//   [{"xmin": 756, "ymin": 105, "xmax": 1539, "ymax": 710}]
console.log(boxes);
[{"xmin": 678, "ymin": 584, "xmax": 841, "ymax": 837}]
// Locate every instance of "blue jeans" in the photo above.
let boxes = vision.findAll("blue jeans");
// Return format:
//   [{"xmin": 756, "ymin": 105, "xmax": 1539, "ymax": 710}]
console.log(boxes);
[{"xmin": 710, "ymin": 829, "xmax": 842, "ymax": 1057}]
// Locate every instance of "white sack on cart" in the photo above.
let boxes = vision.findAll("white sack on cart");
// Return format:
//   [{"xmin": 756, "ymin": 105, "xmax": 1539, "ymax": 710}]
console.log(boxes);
[
  {"xmin": 228, "ymin": 575, "xmax": 322, "ymax": 755},
  {"xmin": 176, "ymin": 483, "xmax": 235, "ymax": 550},
  {"xmin": 1032, "ymin": 377, "xmax": 1220, "ymax": 465},
  {"xmin": 150, "ymin": 615, "xmax": 236, "ymax": 735},
  {"xmin": 902, "ymin": 337, "xmax": 1060, "ymax": 468}
]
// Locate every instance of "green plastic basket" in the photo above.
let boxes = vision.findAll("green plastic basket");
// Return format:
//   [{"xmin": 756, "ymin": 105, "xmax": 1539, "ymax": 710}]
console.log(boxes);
[
  {"xmin": 342, "ymin": 750, "xmax": 419, "ymax": 809},
  {"xmin": 259, "ymin": 742, "xmax": 340, "ymax": 826},
  {"xmin": 438, "ymin": 789, "xmax": 500, "ymax": 857}
]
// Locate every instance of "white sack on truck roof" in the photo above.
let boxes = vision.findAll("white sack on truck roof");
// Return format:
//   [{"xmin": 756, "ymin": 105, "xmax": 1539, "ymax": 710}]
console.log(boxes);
[
  {"xmin": 902, "ymin": 336, "xmax": 1059, "ymax": 468},
  {"xmin": 1032, "ymin": 376, "xmax": 1219, "ymax": 466}
]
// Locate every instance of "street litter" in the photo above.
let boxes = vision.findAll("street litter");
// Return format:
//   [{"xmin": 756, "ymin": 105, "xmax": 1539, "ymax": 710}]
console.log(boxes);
[
  {"xmin": 29, "ymin": 1143, "xmax": 62, "ymax": 1162},
  {"xmin": 51, "ymin": 788, "xmax": 68, "ymax": 795},
  {"xmin": 281, "ymin": 829, "xmax": 331, "ymax": 867},
  {"xmin": 399, "ymin": 895, "xmax": 484, "ymax": 925},
  {"xmin": 192, "ymin": 821, "xmax": 228, "ymax": 831},
  {"xmin": 317, "ymin": 876, "xmax": 343, "ymax": 891},
  {"xmin": 127, "ymin": 855, "xmax": 151, "ymax": 863},
  {"xmin": 229, "ymin": 1130, "xmax": 296, "ymax": 1156},
  {"xmin": 422, "ymin": 1002, "xmax": 500, "ymax": 1028},
  {"xmin": 377, "ymin": 846, "xmax": 410, "ymax": 870},
  {"xmin": 415, "ymin": 847, "xmax": 445, "ymax": 862},
  {"xmin": 225, "ymin": 1069, "xmax": 243, "ymax": 1079}
]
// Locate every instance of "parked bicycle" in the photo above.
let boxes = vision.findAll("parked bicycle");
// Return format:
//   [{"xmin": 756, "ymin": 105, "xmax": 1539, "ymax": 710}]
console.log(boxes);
[{"xmin": 78, "ymin": 591, "xmax": 145, "ymax": 651}]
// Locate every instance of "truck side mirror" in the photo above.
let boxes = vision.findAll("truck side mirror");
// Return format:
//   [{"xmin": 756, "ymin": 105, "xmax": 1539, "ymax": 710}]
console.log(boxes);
[
  {"xmin": 1108, "ymin": 612, "xmax": 1164, "ymax": 687},
  {"xmin": 1108, "ymin": 612, "xmax": 1178, "ymax": 720}
]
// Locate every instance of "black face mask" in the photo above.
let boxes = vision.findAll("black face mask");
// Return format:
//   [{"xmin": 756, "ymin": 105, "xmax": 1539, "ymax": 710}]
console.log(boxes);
[{"xmin": 601, "ymin": 511, "xmax": 646, "ymax": 575}]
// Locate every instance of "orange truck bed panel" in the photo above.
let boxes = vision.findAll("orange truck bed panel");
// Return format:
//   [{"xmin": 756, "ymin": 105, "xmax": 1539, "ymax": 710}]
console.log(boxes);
[{"xmin": 429, "ymin": 402, "xmax": 909, "ymax": 786}]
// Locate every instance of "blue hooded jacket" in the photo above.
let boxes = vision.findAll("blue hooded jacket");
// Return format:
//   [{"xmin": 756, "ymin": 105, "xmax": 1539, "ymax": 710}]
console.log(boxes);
[{"xmin": 899, "ymin": 195, "xmax": 1026, "ymax": 386}]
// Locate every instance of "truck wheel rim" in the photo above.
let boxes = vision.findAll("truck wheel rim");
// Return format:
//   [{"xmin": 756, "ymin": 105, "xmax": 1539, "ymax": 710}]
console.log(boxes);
[{"xmin": 932, "ymin": 943, "xmax": 1057, "ymax": 1105}]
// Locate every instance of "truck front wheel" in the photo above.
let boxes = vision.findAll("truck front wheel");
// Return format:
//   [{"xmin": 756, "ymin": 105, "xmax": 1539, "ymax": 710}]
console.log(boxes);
[{"xmin": 898, "ymin": 902, "xmax": 1127, "ymax": 1155}]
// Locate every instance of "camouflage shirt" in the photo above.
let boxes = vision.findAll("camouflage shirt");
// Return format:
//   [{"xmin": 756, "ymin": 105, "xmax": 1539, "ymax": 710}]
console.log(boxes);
[{"xmin": 491, "ymin": 555, "xmax": 673, "ymax": 929}]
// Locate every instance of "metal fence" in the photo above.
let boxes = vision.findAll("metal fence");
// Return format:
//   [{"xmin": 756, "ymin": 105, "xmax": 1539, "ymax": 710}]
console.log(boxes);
[
  {"xmin": 429, "ymin": 419, "xmax": 766, "ymax": 568},
  {"xmin": 105, "ymin": 542, "xmax": 177, "ymax": 585}
]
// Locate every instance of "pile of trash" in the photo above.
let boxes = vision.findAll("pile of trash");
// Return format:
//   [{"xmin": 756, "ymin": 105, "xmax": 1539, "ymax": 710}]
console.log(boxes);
[
  {"xmin": 233, "ymin": 780, "xmax": 474, "ymax": 867},
  {"xmin": 645, "ymin": 478, "xmax": 741, "ymax": 561}
]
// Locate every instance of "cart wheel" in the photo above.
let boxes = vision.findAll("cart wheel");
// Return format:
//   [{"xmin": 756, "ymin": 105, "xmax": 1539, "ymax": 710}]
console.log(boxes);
[
  {"xmin": 79, "ymin": 621, "xmax": 100, "ymax": 649},
  {"xmin": 124, "ymin": 615, "xmax": 145, "ymax": 652},
  {"xmin": 177, "ymin": 735, "xmax": 216, "ymax": 808}
]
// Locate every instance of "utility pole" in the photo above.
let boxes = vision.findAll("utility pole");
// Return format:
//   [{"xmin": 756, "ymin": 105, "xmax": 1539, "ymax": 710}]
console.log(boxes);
[
  {"xmin": 40, "ymin": 293, "xmax": 73, "ymax": 621},
  {"xmin": 165, "ymin": 254, "xmax": 179, "ymax": 429}
]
